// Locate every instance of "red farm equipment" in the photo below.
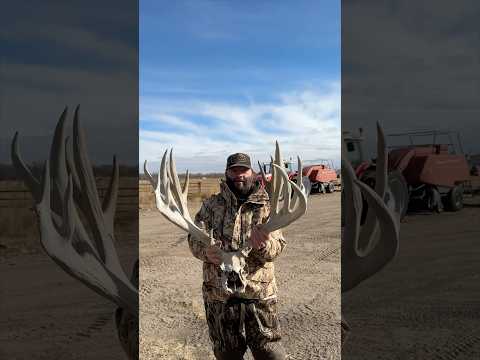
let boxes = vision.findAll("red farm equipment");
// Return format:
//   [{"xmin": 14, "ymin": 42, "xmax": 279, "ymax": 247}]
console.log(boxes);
[
  {"xmin": 300, "ymin": 159, "xmax": 339, "ymax": 194},
  {"xmin": 386, "ymin": 130, "xmax": 470, "ymax": 212},
  {"xmin": 343, "ymin": 127, "xmax": 409, "ymax": 221},
  {"xmin": 257, "ymin": 158, "xmax": 339, "ymax": 195},
  {"xmin": 343, "ymin": 127, "xmax": 471, "ymax": 216}
]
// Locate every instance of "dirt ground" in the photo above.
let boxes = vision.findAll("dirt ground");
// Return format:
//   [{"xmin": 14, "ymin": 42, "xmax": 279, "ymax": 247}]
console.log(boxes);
[
  {"xmin": 343, "ymin": 197, "xmax": 480, "ymax": 359},
  {"xmin": 0, "ymin": 229, "xmax": 137, "ymax": 360},
  {"xmin": 4, "ymin": 188, "xmax": 477, "ymax": 359},
  {"xmin": 139, "ymin": 192, "xmax": 341, "ymax": 360}
]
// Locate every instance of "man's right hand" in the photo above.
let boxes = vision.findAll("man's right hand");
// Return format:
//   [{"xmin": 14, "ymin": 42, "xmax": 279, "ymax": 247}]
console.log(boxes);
[{"xmin": 206, "ymin": 245, "xmax": 223, "ymax": 265}]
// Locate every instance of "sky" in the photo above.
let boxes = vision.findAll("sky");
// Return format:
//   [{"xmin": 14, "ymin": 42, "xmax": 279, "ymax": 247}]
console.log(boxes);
[
  {"xmin": 0, "ymin": 1, "xmax": 138, "ymax": 166},
  {"xmin": 342, "ymin": 0, "xmax": 480, "ymax": 159},
  {"xmin": 140, "ymin": 1, "xmax": 340, "ymax": 174}
]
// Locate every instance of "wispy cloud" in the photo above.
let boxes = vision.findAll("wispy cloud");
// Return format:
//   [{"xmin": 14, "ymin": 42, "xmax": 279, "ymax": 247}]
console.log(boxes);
[
  {"xmin": 140, "ymin": 81, "xmax": 340, "ymax": 173},
  {"xmin": 140, "ymin": 1, "xmax": 340, "ymax": 173}
]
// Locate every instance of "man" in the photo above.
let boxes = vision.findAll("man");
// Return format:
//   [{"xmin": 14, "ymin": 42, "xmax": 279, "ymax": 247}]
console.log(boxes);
[{"xmin": 188, "ymin": 153, "xmax": 287, "ymax": 360}]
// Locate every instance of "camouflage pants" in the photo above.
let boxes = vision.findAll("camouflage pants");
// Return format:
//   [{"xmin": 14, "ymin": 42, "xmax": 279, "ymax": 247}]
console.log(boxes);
[{"xmin": 204, "ymin": 296, "xmax": 285, "ymax": 360}]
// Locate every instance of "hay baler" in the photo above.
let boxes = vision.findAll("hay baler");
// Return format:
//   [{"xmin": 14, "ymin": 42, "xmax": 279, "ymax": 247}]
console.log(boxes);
[
  {"xmin": 387, "ymin": 130, "xmax": 470, "ymax": 212},
  {"xmin": 343, "ymin": 128, "xmax": 470, "ymax": 214},
  {"xmin": 301, "ymin": 160, "xmax": 339, "ymax": 193}
]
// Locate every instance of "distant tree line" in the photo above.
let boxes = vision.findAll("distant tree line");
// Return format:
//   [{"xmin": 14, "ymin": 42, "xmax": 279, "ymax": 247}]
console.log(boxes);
[
  {"xmin": 138, "ymin": 172, "xmax": 224, "ymax": 181},
  {"xmin": 0, "ymin": 163, "xmax": 139, "ymax": 180}
]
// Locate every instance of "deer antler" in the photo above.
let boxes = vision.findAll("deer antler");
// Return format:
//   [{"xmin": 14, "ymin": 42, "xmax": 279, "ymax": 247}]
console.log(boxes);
[
  {"xmin": 11, "ymin": 106, "xmax": 138, "ymax": 316},
  {"xmin": 341, "ymin": 123, "xmax": 400, "ymax": 293},
  {"xmin": 144, "ymin": 150, "xmax": 214, "ymax": 247},
  {"xmin": 257, "ymin": 141, "xmax": 308, "ymax": 233},
  {"xmin": 145, "ymin": 141, "xmax": 307, "ymax": 246}
]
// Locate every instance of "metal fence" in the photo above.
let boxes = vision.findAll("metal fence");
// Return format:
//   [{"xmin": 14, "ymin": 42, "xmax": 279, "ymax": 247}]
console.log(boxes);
[{"xmin": 0, "ymin": 178, "xmax": 138, "ymax": 239}]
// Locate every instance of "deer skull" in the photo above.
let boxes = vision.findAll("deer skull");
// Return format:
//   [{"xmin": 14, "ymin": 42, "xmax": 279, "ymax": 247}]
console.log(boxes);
[{"xmin": 219, "ymin": 248, "xmax": 250, "ymax": 294}]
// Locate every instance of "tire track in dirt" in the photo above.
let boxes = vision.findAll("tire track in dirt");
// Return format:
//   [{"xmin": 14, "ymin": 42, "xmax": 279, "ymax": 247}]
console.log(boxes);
[{"xmin": 426, "ymin": 333, "xmax": 480, "ymax": 360}]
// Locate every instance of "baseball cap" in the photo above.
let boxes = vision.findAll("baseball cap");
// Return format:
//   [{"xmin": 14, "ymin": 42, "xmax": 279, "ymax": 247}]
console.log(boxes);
[{"xmin": 226, "ymin": 152, "xmax": 252, "ymax": 170}]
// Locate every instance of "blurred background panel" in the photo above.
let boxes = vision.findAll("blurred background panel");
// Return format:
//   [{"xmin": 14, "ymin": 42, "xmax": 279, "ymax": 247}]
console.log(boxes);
[
  {"xmin": 0, "ymin": 1, "xmax": 138, "ymax": 359},
  {"xmin": 342, "ymin": 0, "xmax": 480, "ymax": 358}
]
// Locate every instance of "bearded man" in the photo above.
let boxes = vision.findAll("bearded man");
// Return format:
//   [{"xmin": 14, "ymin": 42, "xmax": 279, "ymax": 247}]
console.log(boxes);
[{"xmin": 187, "ymin": 153, "xmax": 287, "ymax": 360}]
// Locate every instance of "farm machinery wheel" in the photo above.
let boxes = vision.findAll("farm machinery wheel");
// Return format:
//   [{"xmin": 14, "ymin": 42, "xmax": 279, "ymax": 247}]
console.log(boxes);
[
  {"xmin": 387, "ymin": 170, "xmax": 409, "ymax": 220},
  {"xmin": 445, "ymin": 185, "xmax": 464, "ymax": 212},
  {"xmin": 317, "ymin": 183, "xmax": 326, "ymax": 194},
  {"xmin": 325, "ymin": 182, "xmax": 335, "ymax": 193}
]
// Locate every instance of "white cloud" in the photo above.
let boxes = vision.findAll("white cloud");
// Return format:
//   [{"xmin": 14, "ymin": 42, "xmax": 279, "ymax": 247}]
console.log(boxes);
[{"xmin": 140, "ymin": 82, "xmax": 340, "ymax": 173}]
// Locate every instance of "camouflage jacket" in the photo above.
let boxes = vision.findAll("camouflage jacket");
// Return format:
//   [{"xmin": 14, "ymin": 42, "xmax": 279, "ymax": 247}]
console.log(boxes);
[{"xmin": 188, "ymin": 180, "xmax": 286, "ymax": 302}]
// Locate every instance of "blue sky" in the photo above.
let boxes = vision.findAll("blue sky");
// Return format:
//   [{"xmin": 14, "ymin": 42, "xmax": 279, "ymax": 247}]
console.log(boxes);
[{"xmin": 140, "ymin": 1, "xmax": 340, "ymax": 173}]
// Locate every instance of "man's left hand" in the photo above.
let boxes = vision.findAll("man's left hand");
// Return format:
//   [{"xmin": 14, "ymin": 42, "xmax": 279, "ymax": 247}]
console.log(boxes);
[{"xmin": 250, "ymin": 226, "xmax": 270, "ymax": 250}]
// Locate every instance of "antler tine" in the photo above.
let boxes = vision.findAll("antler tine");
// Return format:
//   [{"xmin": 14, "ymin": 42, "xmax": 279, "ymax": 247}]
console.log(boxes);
[
  {"xmin": 269, "ymin": 142, "xmax": 284, "ymax": 210},
  {"xmin": 296, "ymin": 155, "xmax": 306, "ymax": 195},
  {"xmin": 150, "ymin": 149, "xmax": 213, "ymax": 246},
  {"xmin": 65, "ymin": 136, "xmax": 82, "ymax": 194},
  {"xmin": 70, "ymin": 107, "xmax": 132, "ymax": 280},
  {"xmin": 182, "ymin": 169, "xmax": 190, "ymax": 197},
  {"xmin": 258, "ymin": 142, "xmax": 307, "ymax": 233},
  {"xmin": 258, "ymin": 160, "xmax": 268, "ymax": 183},
  {"xmin": 11, "ymin": 132, "xmax": 43, "ymax": 203},
  {"xmin": 50, "ymin": 106, "xmax": 70, "ymax": 199},
  {"xmin": 168, "ymin": 149, "xmax": 190, "ymax": 219},
  {"xmin": 290, "ymin": 155, "xmax": 307, "ymax": 208},
  {"xmin": 144, "ymin": 160, "xmax": 156, "ymax": 189},
  {"xmin": 274, "ymin": 140, "xmax": 281, "ymax": 165},
  {"xmin": 159, "ymin": 149, "xmax": 170, "ymax": 204}
]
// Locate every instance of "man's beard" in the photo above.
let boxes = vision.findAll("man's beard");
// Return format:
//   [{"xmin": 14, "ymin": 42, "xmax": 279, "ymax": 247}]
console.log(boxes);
[{"xmin": 226, "ymin": 174, "xmax": 256, "ymax": 199}]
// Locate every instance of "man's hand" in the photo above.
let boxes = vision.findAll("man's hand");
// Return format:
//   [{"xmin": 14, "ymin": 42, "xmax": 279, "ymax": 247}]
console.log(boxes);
[
  {"xmin": 250, "ymin": 226, "xmax": 270, "ymax": 250},
  {"xmin": 206, "ymin": 245, "xmax": 223, "ymax": 265}
]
